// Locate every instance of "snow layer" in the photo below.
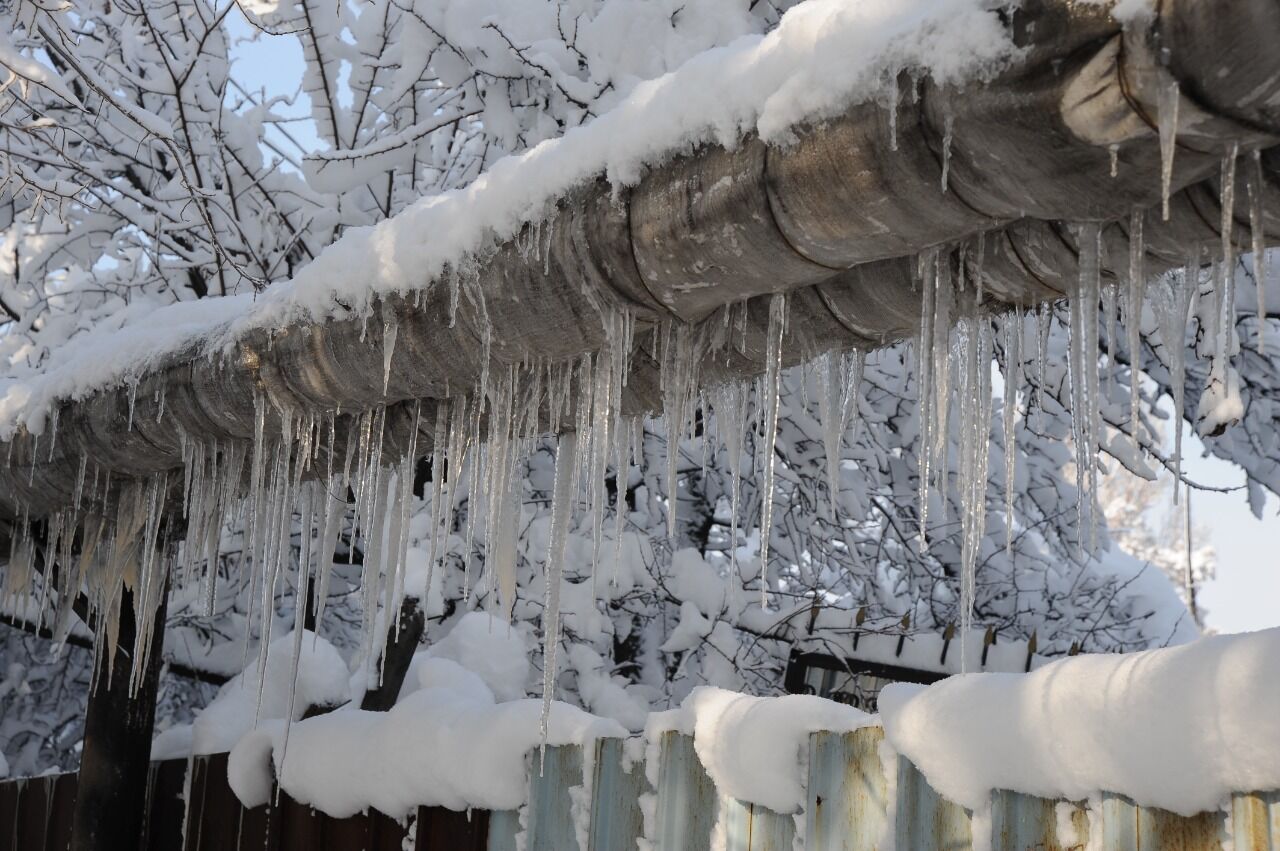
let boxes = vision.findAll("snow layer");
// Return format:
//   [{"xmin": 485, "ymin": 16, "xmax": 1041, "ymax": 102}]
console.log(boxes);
[
  {"xmin": 879, "ymin": 627, "xmax": 1280, "ymax": 816},
  {"xmin": 0, "ymin": 0, "xmax": 1017, "ymax": 438},
  {"xmin": 650, "ymin": 686, "xmax": 873, "ymax": 814},
  {"xmin": 228, "ymin": 656, "xmax": 625, "ymax": 817},
  {"xmin": 406, "ymin": 611, "xmax": 532, "ymax": 702},
  {"xmin": 152, "ymin": 630, "xmax": 349, "ymax": 759}
]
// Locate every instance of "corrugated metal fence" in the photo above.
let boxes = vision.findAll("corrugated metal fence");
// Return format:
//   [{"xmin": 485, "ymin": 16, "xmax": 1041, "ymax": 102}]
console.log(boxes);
[{"xmin": 2, "ymin": 727, "xmax": 1278, "ymax": 850}]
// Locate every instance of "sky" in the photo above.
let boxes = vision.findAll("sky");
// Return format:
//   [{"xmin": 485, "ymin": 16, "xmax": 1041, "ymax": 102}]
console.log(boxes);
[{"xmin": 1179, "ymin": 426, "xmax": 1280, "ymax": 635}]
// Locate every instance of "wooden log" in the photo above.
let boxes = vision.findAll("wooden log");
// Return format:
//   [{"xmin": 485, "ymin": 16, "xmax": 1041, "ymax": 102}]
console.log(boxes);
[
  {"xmin": 989, "ymin": 790, "xmax": 1087, "ymax": 851},
  {"xmin": 7, "ymin": 1, "xmax": 1280, "ymax": 523},
  {"xmin": 654, "ymin": 731, "xmax": 717, "ymax": 851},
  {"xmin": 722, "ymin": 797, "xmax": 795, "ymax": 851},
  {"xmin": 588, "ymin": 737, "xmax": 647, "ymax": 851},
  {"xmin": 806, "ymin": 728, "xmax": 889, "ymax": 851},
  {"xmin": 1231, "ymin": 790, "xmax": 1280, "ymax": 850},
  {"xmin": 894, "ymin": 756, "xmax": 972, "ymax": 850},
  {"xmin": 525, "ymin": 744, "xmax": 584, "ymax": 851},
  {"xmin": 1096, "ymin": 793, "xmax": 1223, "ymax": 850}
]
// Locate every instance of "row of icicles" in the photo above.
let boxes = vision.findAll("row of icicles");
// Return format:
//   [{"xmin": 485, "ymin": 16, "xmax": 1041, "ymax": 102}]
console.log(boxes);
[{"xmin": 0, "ymin": 131, "xmax": 1266, "ymax": 747}]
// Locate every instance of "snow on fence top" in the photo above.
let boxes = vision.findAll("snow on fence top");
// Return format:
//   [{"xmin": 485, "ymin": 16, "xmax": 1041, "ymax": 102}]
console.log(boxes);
[
  {"xmin": 0, "ymin": 0, "xmax": 1018, "ymax": 440},
  {"xmin": 206, "ymin": 623, "xmax": 1278, "ymax": 826},
  {"xmin": 879, "ymin": 626, "xmax": 1280, "ymax": 817}
]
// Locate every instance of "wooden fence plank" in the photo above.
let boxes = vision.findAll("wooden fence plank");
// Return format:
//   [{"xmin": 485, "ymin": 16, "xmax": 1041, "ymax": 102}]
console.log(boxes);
[
  {"xmin": 143, "ymin": 759, "xmax": 186, "ymax": 851},
  {"xmin": 485, "ymin": 809, "xmax": 521, "ymax": 851},
  {"xmin": 526, "ymin": 744, "xmax": 583, "ymax": 851},
  {"xmin": 1098, "ymin": 794, "xmax": 1222, "ymax": 850},
  {"xmin": 0, "ymin": 777, "xmax": 18, "ymax": 851},
  {"xmin": 989, "ymin": 790, "xmax": 1086, "ymax": 851},
  {"xmin": 1232, "ymin": 791, "xmax": 1280, "ymax": 850},
  {"xmin": 894, "ymin": 756, "xmax": 972, "ymax": 851},
  {"xmin": 15, "ymin": 777, "xmax": 52, "ymax": 851},
  {"xmin": 45, "ymin": 773, "xmax": 75, "ymax": 851},
  {"xmin": 654, "ymin": 731, "xmax": 717, "ymax": 851},
  {"xmin": 416, "ymin": 806, "xmax": 489, "ymax": 851},
  {"xmin": 806, "ymin": 728, "xmax": 888, "ymax": 851},
  {"xmin": 588, "ymin": 737, "xmax": 647, "ymax": 851},
  {"xmin": 723, "ymin": 797, "xmax": 795, "ymax": 851},
  {"xmin": 368, "ymin": 808, "xmax": 409, "ymax": 851},
  {"xmin": 185, "ymin": 753, "xmax": 279, "ymax": 851}
]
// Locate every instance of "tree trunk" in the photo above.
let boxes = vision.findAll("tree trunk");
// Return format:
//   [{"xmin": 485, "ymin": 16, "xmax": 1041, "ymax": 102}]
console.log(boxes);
[{"xmin": 71, "ymin": 581, "xmax": 169, "ymax": 851}]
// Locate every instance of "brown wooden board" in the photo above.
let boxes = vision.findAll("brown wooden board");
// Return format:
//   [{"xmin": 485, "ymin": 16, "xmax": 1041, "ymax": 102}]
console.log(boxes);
[
  {"xmin": 416, "ymin": 806, "xmax": 490, "ymax": 851},
  {"xmin": 45, "ymin": 774, "xmax": 76, "ymax": 851},
  {"xmin": 15, "ymin": 778, "xmax": 52, "ymax": 851},
  {"xmin": 143, "ymin": 759, "xmax": 187, "ymax": 851}
]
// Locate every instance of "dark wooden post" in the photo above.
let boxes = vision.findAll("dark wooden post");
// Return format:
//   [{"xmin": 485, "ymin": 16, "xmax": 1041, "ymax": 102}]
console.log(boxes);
[
  {"xmin": 359, "ymin": 596, "xmax": 424, "ymax": 711},
  {"xmin": 71, "ymin": 580, "xmax": 169, "ymax": 851}
]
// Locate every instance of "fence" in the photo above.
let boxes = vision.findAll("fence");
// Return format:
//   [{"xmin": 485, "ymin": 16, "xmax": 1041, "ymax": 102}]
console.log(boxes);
[{"xmin": 2, "ymin": 727, "xmax": 1278, "ymax": 850}]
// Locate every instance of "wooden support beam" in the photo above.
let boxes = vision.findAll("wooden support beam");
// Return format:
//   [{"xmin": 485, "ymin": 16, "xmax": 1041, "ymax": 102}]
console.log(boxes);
[
  {"xmin": 71, "ymin": 581, "xmax": 169, "ymax": 851},
  {"xmin": 359, "ymin": 595, "xmax": 425, "ymax": 712}
]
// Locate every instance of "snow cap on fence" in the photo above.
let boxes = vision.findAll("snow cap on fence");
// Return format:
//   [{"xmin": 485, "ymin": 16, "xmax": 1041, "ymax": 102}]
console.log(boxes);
[
  {"xmin": 879, "ymin": 626, "xmax": 1280, "ymax": 816},
  {"xmin": 648, "ymin": 686, "xmax": 874, "ymax": 814}
]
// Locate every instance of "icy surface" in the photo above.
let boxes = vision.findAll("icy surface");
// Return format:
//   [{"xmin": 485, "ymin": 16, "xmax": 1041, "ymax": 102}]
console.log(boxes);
[
  {"xmin": 879, "ymin": 627, "xmax": 1280, "ymax": 816},
  {"xmin": 0, "ymin": 0, "xmax": 1016, "ymax": 439},
  {"xmin": 650, "ymin": 686, "xmax": 872, "ymax": 814}
]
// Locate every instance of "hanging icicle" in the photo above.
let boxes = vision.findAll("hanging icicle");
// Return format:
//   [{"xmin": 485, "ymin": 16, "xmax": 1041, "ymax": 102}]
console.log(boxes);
[{"xmin": 757, "ymin": 293, "xmax": 788, "ymax": 610}]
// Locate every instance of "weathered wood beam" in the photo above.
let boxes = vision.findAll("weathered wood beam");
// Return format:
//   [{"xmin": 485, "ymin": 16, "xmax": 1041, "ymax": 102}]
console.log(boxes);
[
  {"xmin": 2, "ymin": 0, "xmax": 1279, "ymax": 521},
  {"xmin": 71, "ymin": 582, "xmax": 169, "ymax": 851}
]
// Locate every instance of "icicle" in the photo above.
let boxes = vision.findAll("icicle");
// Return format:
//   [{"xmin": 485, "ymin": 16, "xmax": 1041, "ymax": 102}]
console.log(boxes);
[
  {"xmin": 1109, "ymin": 144, "xmax": 1119, "ymax": 178},
  {"xmin": 818, "ymin": 350, "xmax": 863, "ymax": 519},
  {"xmin": 1219, "ymin": 142, "xmax": 1239, "ymax": 369},
  {"xmin": 1035, "ymin": 303, "xmax": 1050, "ymax": 428},
  {"xmin": 757, "ymin": 293, "xmax": 787, "ymax": 610},
  {"xmin": 1127, "ymin": 208, "xmax": 1146, "ymax": 450},
  {"xmin": 382, "ymin": 310, "xmax": 399, "ymax": 395},
  {"xmin": 1250, "ymin": 149, "xmax": 1268, "ymax": 353},
  {"xmin": 940, "ymin": 114, "xmax": 955, "ymax": 193},
  {"xmin": 1153, "ymin": 256, "xmax": 1197, "ymax": 499},
  {"xmin": 1069, "ymin": 224, "xmax": 1103, "ymax": 553},
  {"xmin": 1159, "ymin": 81, "xmax": 1180, "ymax": 221},
  {"xmin": 887, "ymin": 73, "xmax": 899, "ymax": 152},
  {"xmin": 956, "ymin": 312, "xmax": 993, "ymax": 673},
  {"xmin": 917, "ymin": 252, "xmax": 937, "ymax": 550},
  {"xmin": 539, "ymin": 430, "xmax": 578, "ymax": 758},
  {"xmin": 1002, "ymin": 311, "xmax": 1021, "ymax": 557}
]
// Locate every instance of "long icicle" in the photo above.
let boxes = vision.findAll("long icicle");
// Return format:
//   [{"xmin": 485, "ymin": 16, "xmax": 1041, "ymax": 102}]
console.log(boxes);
[
  {"xmin": 1250, "ymin": 149, "xmax": 1268, "ymax": 353},
  {"xmin": 539, "ymin": 429, "xmax": 579, "ymax": 762},
  {"xmin": 757, "ymin": 293, "xmax": 787, "ymax": 611},
  {"xmin": 1128, "ymin": 208, "xmax": 1146, "ymax": 451}
]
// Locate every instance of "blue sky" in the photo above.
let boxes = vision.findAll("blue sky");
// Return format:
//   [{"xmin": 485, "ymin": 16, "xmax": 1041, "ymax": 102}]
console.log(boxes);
[{"xmin": 1180, "ymin": 426, "xmax": 1280, "ymax": 634}]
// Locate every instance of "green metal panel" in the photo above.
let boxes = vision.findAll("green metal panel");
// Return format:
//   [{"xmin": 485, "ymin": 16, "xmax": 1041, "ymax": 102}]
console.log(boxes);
[
  {"xmin": 805, "ymin": 728, "xmax": 889, "ymax": 851},
  {"xmin": 989, "ymin": 790, "xmax": 1086, "ymax": 851},
  {"xmin": 654, "ymin": 732, "xmax": 717, "ymax": 851},
  {"xmin": 1097, "ymin": 794, "xmax": 1222, "ymax": 850},
  {"xmin": 1232, "ymin": 791, "xmax": 1280, "ymax": 850},
  {"xmin": 588, "ymin": 737, "xmax": 648, "ymax": 851},
  {"xmin": 486, "ymin": 809, "xmax": 521, "ymax": 851},
  {"xmin": 526, "ymin": 745, "xmax": 583, "ymax": 851},
  {"xmin": 894, "ymin": 756, "xmax": 972, "ymax": 851},
  {"xmin": 723, "ymin": 797, "xmax": 795, "ymax": 851}
]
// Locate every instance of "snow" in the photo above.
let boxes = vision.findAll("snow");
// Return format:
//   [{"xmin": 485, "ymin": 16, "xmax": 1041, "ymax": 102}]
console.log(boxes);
[
  {"xmin": 879, "ymin": 627, "xmax": 1280, "ymax": 817},
  {"xmin": 0, "ymin": 0, "xmax": 1017, "ymax": 440},
  {"xmin": 410, "ymin": 612, "xmax": 531, "ymax": 702},
  {"xmin": 227, "ymin": 660, "xmax": 625, "ymax": 818},
  {"xmin": 152, "ymin": 630, "xmax": 349, "ymax": 759},
  {"xmin": 648, "ymin": 686, "xmax": 873, "ymax": 814}
]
